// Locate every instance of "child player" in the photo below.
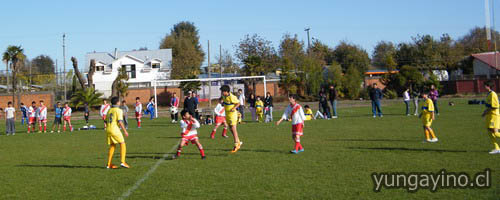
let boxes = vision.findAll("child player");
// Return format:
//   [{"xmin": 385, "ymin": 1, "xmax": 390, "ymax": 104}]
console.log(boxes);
[
  {"xmin": 20, "ymin": 103, "xmax": 28, "ymax": 125},
  {"xmin": 173, "ymin": 110, "xmax": 206, "ymax": 160},
  {"xmin": 304, "ymin": 105, "xmax": 313, "ymax": 121},
  {"xmin": 220, "ymin": 85, "xmax": 243, "ymax": 153},
  {"xmin": 100, "ymin": 99, "xmax": 110, "ymax": 128},
  {"xmin": 84, "ymin": 103, "xmax": 90, "ymax": 126},
  {"xmin": 255, "ymin": 96, "xmax": 264, "ymax": 122},
  {"xmin": 27, "ymin": 101, "xmax": 37, "ymax": 133},
  {"xmin": 420, "ymin": 92, "xmax": 438, "ymax": 142},
  {"xmin": 276, "ymin": 94, "xmax": 307, "ymax": 154},
  {"xmin": 105, "ymin": 97, "xmax": 130, "ymax": 169},
  {"xmin": 38, "ymin": 100, "xmax": 48, "ymax": 133},
  {"xmin": 210, "ymin": 97, "xmax": 228, "ymax": 139},
  {"xmin": 482, "ymin": 80, "xmax": 500, "ymax": 154},
  {"xmin": 135, "ymin": 97, "xmax": 142, "ymax": 128},
  {"xmin": 62, "ymin": 102, "xmax": 73, "ymax": 132},
  {"xmin": 51, "ymin": 102, "xmax": 63, "ymax": 133}
]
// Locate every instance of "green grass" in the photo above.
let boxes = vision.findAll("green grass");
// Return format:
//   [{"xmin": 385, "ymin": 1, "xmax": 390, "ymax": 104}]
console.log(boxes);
[{"xmin": 0, "ymin": 99, "xmax": 499, "ymax": 199}]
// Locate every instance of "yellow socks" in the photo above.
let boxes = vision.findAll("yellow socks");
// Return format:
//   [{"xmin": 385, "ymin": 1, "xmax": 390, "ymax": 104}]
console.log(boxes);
[
  {"xmin": 107, "ymin": 144, "xmax": 116, "ymax": 166},
  {"xmin": 120, "ymin": 143, "xmax": 127, "ymax": 163},
  {"xmin": 495, "ymin": 131, "xmax": 500, "ymax": 138},
  {"xmin": 424, "ymin": 130, "xmax": 430, "ymax": 140},
  {"xmin": 429, "ymin": 129, "xmax": 437, "ymax": 139},
  {"xmin": 490, "ymin": 133, "xmax": 500, "ymax": 150}
]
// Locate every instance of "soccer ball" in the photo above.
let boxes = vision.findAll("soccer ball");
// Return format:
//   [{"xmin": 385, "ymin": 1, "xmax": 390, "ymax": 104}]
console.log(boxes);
[{"xmin": 170, "ymin": 107, "xmax": 178, "ymax": 114}]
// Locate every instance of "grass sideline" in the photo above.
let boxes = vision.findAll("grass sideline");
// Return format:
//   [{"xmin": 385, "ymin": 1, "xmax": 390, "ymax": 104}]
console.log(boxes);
[{"xmin": 0, "ymin": 98, "xmax": 499, "ymax": 199}]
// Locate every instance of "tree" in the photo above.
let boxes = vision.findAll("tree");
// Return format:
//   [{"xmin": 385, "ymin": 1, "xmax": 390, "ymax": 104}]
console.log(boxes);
[
  {"xmin": 325, "ymin": 62, "xmax": 344, "ymax": 91},
  {"xmin": 342, "ymin": 65, "xmax": 363, "ymax": 99},
  {"xmin": 87, "ymin": 59, "xmax": 96, "ymax": 89},
  {"xmin": 71, "ymin": 57, "xmax": 87, "ymax": 89},
  {"xmin": 310, "ymin": 39, "xmax": 335, "ymax": 65},
  {"xmin": 215, "ymin": 49, "xmax": 239, "ymax": 74},
  {"xmin": 2, "ymin": 45, "xmax": 26, "ymax": 105},
  {"xmin": 31, "ymin": 55, "xmax": 54, "ymax": 74},
  {"xmin": 332, "ymin": 41, "xmax": 370, "ymax": 73},
  {"xmin": 159, "ymin": 21, "xmax": 204, "ymax": 79},
  {"xmin": 111, "ymin": 67, "xmax": 129, "ymax": 99},
  {"xmin": 179, "ymin": 75, "xmax": 201, "ymax": 94},
  {"xmin": 372, "ymin": 41, "xmax": 397, "ymax": 69},
  {"xmin": 381, "ymin": 65, "xmax": 425, "ymax": 94},
  {"xmin": 236, "ymin": 34, "xmax": 277, "ymax": 76},
  {"xmin": 70, "ymin": 87, "xmax": 104, "ymax": 108},
  {"xmin": 458, "ymin": 26, "xmax": 500, "ymax": 55}
]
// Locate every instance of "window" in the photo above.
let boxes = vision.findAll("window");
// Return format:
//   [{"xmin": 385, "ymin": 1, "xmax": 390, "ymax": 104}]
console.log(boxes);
[
  {"xmin": 152, "ymin": 63, "xmax": 160, "ymax": 68},
  {"xmin": 96, "ymin": 66, "xmax": 104, "ymax": 71},
  {"xmin": 122, "ymin": 64, "xmax": 136, "ymax": 79}
]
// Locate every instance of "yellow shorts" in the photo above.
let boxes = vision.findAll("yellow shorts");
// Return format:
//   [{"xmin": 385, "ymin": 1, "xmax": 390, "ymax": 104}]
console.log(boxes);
[
  {"xmin": 226, "ymin": 112, "xmax": 238, "ymax": 126},
  {"xmin": 486, "ymin": 115, "xmax": 499, "ymax": 129},
  {"xmin": 107, "ymin": 131, "xmax": 124, "ymax": 145},
  {"xmin": 422, "ymin": 116, "xmax": 432, "ymax": 127}
]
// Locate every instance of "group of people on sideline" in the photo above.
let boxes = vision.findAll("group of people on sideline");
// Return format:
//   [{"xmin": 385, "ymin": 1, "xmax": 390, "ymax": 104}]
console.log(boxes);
[{"xmin": 402, "ymin": 84, "xmax": 440, "ymax": 116}]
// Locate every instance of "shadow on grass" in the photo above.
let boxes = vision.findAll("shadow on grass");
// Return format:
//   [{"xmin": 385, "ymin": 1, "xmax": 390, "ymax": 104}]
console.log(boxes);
[
  {"xmin": 347, "ymin": 147, "xmax": 469, "ymax": 153},
  {"xmin": 328, "ymin": 138, "xmax": 419, "ymax": 142},
  {"xmin": 156, "ymin": 136, "xmax": 181, "ymax": 139},
  {"xmin": 16, "ymin": 164, "xmax": 105, "ymax": 169},
  {"xmin": 204, "ymin": 148, "xmax": 287, "ymax": 154}
]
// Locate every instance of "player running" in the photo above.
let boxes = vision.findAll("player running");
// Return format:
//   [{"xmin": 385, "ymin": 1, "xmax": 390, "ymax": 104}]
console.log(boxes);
[
  {"xmin": 220, "ymin": 85, "xmax": 243, "ymax": 153},
  {"xmin": 100, "ymin": 99, "xmax": 111, "ymax": 128},
  {"xmin": 482, "ymin": 80, "xmax": 500, "ymax": 154},
  {"xmin": 210, "ymin": 97, "xmax": 228, "ymax": 139},
  {"xmin": 173, "ymin": 110, "xmax": 206, "ymax": 160},
  {"xmin": 105, "ymin": 96, "xmax": 130, "ymax": 169},
  {"xmin": 38, "ymin": 100, "xmax": 48, "ymax": 133},
  {"xmin": 276, "ymin": 94, "xmax": 307, "ymax": 154}
]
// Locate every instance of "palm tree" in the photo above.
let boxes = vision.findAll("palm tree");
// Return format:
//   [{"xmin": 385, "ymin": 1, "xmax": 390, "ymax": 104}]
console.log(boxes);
[
  {"xmin": 111, "ymin": 66, "xmax": 129, "ymax": 99},
  {"xmin": 2, "ymin": 45, "xmax": 26, "ymax": 105},
  {"xmin": 70, "ymin": 87, "xmax": 104, "ymax": 108}
]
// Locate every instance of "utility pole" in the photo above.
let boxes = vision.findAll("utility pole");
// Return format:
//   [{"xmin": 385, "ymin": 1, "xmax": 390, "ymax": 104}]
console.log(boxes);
[
  {"xmin": 63, "ymin": 33, "xmax": 66, "ymax": 101},
  {"xmin": 304, "ymin": 27, "xmax": 311, "ymax": 50},
  {"xmin": 55, "ymin": 59, "xmax": 58, "ymax": 94},
  {"xmin": 219, "ymin": 44, "xmax": 223, "ymax": 78},
  {"xmin": 208, "ymin": 40, "xmax": 211, "ymax": 108}
]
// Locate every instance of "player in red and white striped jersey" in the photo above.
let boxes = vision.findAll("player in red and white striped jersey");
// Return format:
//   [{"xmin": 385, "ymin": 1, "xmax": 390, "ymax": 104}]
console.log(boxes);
[
  {"xmin": 276, "ymin": 94, "xmax": 307, "ymax": 154},
  {"xmin": 38, "ymin": 100, "xmax": 48, "ymax": 133},
  {"xmin": 173, "ymin": 110, "xmax": 206, "ymax": 160},
  {"xmin": 27, "ymin": 101, "xmax": 37, "ymax": 133},
  {"xmin": 135, "ymin": 97, "xmax": 142, "ymax": 128},
  {"xmin": 100, "ymin": 99, "xmax": 111, "ymax": 128},
  {"xmin": 210, "ymin": 97, "xmax": 228, "ymax": 139},
  {"xmin": 62, "ymin": 102, "xmax": 73, "ymax": 132}
]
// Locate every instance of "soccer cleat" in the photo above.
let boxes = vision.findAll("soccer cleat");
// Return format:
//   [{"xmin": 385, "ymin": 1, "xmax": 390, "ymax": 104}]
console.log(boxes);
[
  {"xmin": 106, "ymin": 164, "xmax": 119, "ymax": 169},
  {"xmin": 231, "ymin": 142, "xmax": 243, "ymax": 153},
  {"xmin": 201, "ymin": 156, "xmax": 206, "ymax": 160},
  {"xmin": 38, "ymin": 131, "xmax": 42, "ymax": 133},
  {"xmin": 172, "ymin": 154, "xmax": 178, "ymax": 159},
  {"xmin": 50, "ymin": 131, "xmax": 54, "ymax": 133},
  {"xmin": 298, "ymin": 148, "xmax": 305, "ymax": 152},
  {"xmin": 222, "ymin": 135, "xmax": 229, "ymax": 138},
  {"xmin": 290, "ymin": 150, "xmax": 299, "ymax": 154},
  {"xmin": 488, "ymin": 149, "xmax": 500, "ymax": 154},
  {"xmin": 372, "ymin": 115, "xmax": 376, "ymax": 118},
  {"xmin": 430, "ymin": 138, "xmax": 438, "ymax": 142},
  {"xmin": 57, "ymin": 130, "xmax": 60, "ymax": 133},
  {"xmin": 120, "ymin": 163, "xmax": 130, "ymax": 168}
]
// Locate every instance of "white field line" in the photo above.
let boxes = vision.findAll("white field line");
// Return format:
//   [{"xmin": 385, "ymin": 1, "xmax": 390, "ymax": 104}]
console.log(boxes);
[{"xmin": 118, "ymin": 142, "xmax": 179, "ymax": 200}]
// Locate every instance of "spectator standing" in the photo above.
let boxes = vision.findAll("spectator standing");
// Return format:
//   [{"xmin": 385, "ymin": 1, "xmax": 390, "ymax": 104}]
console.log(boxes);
[
  {"xmin": 248, "ymin": 93, "xmax": 256, "ymax": 121},
  {"xmin": 319, "ymin": 92, "xmax": 331, "ymax": 119},
  {"xmin": 328, "ymin": 85, "xmax": 338, "ymax": 118},
  {"xmin": 429, "ymin": 85, "xmax": 439, "ymax": 115},
  {"xmin": 170, "ymin": 92, "xmax": 179, "ymax": 123},
  {"xmin": 264, "ymin": 92, "xmax": 274, "ymax": 122},
  {"xmin": 237, "ymin": 89, "xmax": 245, "ymax": 121},
  {"xmin": 5, "ymin": 101, "xmax": 16, "ymax": 135},
  {"xmin": 369, "ymin": 83, "xmax": 383, "ymax": 117},
  {"xmin": 120, "ymin": 100, "xmax": 129, "ymax": 129},
  {"xmin": 403, "ymin": 88, "xmax": 411, "ymax": 116},
  {"xmin": 184, "ymin": 91, "xmax": 197, "ymax": 116}
]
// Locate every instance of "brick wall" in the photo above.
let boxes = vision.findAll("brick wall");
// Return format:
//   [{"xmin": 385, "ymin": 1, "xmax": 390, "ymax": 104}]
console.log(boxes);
[
  {"xmin": 441, "ymin": 78, "xmax": 500, "ymax": 94},
  {"xmin": 0, "ymin": 92, "xmax": 54, "ymax": 109},
  {"xmin": 246, "ymin": 82, "xmax": 284, "ymax": 97}
]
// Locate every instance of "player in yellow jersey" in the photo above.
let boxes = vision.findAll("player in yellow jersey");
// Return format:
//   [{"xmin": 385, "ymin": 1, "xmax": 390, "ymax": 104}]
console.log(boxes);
[
  {"xmin": 255, "ymin": 96, "xmax": 264, "ymax": 122},
  {"xmin": 220, "ymin": 85, "xmax": 243, "ymax": 153},
  {"xmin": 420, "ymin": 92, "xmax": 438, "ymax": 143},
  {"xmin": 304, "ymin": 105, "xmax": 313, "ymax": 121},
  {"xmin": 105, "ymin": 97, "xmax": 130, "ymax": 169},
  {"xmin": 482, "ymin": 80, "xmax": 500, "ymax": 154}
]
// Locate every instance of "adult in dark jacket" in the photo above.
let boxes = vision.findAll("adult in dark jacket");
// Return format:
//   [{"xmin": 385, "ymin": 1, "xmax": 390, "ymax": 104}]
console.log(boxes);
[
  {"xmin": 328, "ymin": 85, "xmax": 338, "ymax": 118},
  {"xmin": 319, "ymin": 92, "xmax": 331, "ymax": 119},
  {"xmin": 248, "ymin": 93, "xmax": 256, "ymax": 121},
  {"xmin": 183, "ymin": 91, "xmax": 197, "ymax": 116},
  {"xmin": 369, "ymin": 83, "xmax": 383, "ymax": 117},
  {"xmin": 264, "ymin": 92, "xmax": 274, "ymax": 121}
]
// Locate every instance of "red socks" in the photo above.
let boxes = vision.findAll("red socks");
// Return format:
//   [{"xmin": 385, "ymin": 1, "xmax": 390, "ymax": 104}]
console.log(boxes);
[
  {"xmin": 222, "ymin": 128, "xmax": 227, "ymax": 136},
  {"xmin": 210, "ymin": 130, "xmax": 216, "ymax": 138},
  {"xmin": 199, "ymin": 148, "xmax": 205, "ymax": 157},
  {"xmin": 295, "ymin": 142, "xmax": 303, "ymax": 151},
  {"xmin": 137, "ymin": 120, "xmax": 141, "ymax": 127},
  {"xmin": 63, "ymin": 126, "xmax": 66, "ymax": 131},
  {"xmin": 44, "ymin": 125, "xmax": 47, "ymax": 132}
]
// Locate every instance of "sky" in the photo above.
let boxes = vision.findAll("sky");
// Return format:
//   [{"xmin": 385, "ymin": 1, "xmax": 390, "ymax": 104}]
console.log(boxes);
[{"xmin": 0, "ymin": 0, "xmax": 494, "ymax": 72}]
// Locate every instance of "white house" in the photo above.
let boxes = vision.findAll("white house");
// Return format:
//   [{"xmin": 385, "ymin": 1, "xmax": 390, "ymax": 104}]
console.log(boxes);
[{"xmin": 85, "ymin": 49, "xmax": 172, "ymax": 97}]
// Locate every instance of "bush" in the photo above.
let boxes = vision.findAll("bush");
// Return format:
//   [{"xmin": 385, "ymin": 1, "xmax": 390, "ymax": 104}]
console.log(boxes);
[
  {"xmin": 383, "ymin": 89, "xmax": 398, "ymax": 99},
  {"xmin": 359, "ymin": 88, "xmax": 370, "ymax": 100}
]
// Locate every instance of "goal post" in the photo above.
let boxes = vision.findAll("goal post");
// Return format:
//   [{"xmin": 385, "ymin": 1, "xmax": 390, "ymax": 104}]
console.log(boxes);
[{"xmin": 152, "ymin": 75, "xmax": 267, "ymax": 118}]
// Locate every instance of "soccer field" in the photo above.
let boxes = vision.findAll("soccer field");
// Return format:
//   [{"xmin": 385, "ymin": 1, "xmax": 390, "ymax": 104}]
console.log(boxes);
[{"xmin": 0, "ymin": 98, "xmax": 499, "ymax": 199}]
